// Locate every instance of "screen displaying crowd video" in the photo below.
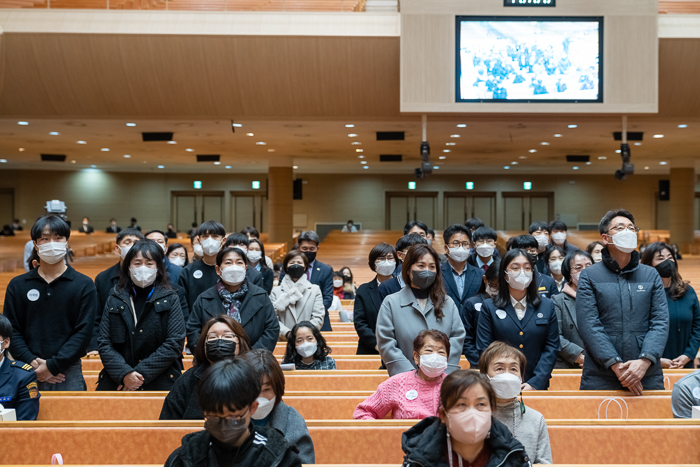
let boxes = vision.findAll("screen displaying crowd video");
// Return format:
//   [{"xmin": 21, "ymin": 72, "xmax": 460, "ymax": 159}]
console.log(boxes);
[{"xmin": 456, "ymin": 17, "xmax": 603, "ymax": 103}]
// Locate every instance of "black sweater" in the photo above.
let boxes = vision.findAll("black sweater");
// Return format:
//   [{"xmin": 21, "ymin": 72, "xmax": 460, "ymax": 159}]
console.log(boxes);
[{"xmin": 3, "ymin": 267, "xmax": 98, "ymax": 375}]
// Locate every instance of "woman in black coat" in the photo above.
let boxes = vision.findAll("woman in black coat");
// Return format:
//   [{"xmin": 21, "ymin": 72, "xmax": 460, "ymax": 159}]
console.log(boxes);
[
  {"xmin": 186, "ymin": 247, "xmax": 280, "ymax": 351},
  {"xmin": 248, "ymin": 239, "xmax": 274, "ymax": 294},
  {"xmin": 160, "ymin": 315, "xmax": 252, "ymax": 419},
  {"xmin": 353, "ymin": 243, "xmax": 397, "ymax": 355},
  {"xmin": 97, "ymin": 240, "xmax": 186, "ymax": 391}
]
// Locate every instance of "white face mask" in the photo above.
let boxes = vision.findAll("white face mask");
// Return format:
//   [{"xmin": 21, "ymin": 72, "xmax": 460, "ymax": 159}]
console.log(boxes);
[
  {"xmin": 571, "ymin": 271, "xmax": 581, "ymax": 284},
  {"xmin": 551, "ymin": 232, "xmax": 567, "ymax": 245},
  {"xmin": 448, "ymin": 246, "xmax": 470, "ymax": 262},
  {"xmin": 419, "ymin": 353, "xmax": 448, "ymax": 378},
  {"xmin": 534, "ymin": 234, "xmax": 549, "ymax": 250},
  {"xmin": 610, "ymin": 229, "xmax": 637, "ymax": 253},
  {"xmin": 296, "ymin": 341, "xmax": 318, "ymax": 358},
  {"xmin": 118, "ymin": 244, "xmax": 133, "ymax": 260},
  {"xmin": 193, "ymin": 244, "xmax": 204, "ymax": 257},
  {"xmin": 475, "ymin": 243, "xmax": 495, "ymax": 258},
  {"xmin": 485, "ymin": 285, "xmax": 498, "ymax": 297},
  {"xmin": 251, "ymin": 396, "xmax": 276, "ymax": 420},
  {"xmin": 426, "ymin": 238, "xmax": 433, "ymax": 246},
  {"xmin": 247, "ymin": 250, "xmax": 262, "ymax": 263},
  {"xmin": 549, "ymin": 260, "xmax": 563, "ymax": 274},
  {"xmin": 220, "ymin": 265, "xmax": 246, "ymax": 286},
  {"xmin": 489, "ymin": 373, "xmax": 522, "ymax": 399},
  {"xmin": 591, "ymin": 252, "xmax": 602, "ymax": 263},
  {"xmin": 169, "ymin": 256, "xmax": 185, "ymax": 267},
  {"xmin": 333, "ymin": 279, "xmax": 344, "ymax": 288},
  {"xmin": 507, "ymin": 270, "xmax": 533, "ymax": 291},
  {"xmin": 375, "ymin": 260, "xmax": 396, "ymax": 276},
  {"xmin": 130, "ymin": 265, "xmax": 157, "ymax": 288},
  {"xmin": 37, "ymin": 242, "xmax": 67, "ymax": 264},
  {"xmin": 200, "ymin": 237, "xmax": 222, "ymax": 256},
  {"xmin": 0, "ymin": 339, "xmax": 6, "ymax": 357}
]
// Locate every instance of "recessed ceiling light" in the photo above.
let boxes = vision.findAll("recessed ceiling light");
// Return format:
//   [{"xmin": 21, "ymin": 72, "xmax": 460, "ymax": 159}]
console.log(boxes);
[
  {"xmin": 450, "ymin": 134, "xmax": 460, "ymax": 138},
  {"xmin": 345, "ymin": 124, "xmax": 355, "ymax": 128},
  {"xmin": 529, "ymin": 149, "xmax": 537, "ymax": 153},
  {"xmin": 660, "ymin": 161, "xmax": 668, "ymax": 165},
  {"xmin": 157, "ymin": 165, "xmax": 165, "ymax": 169},
  {"xmin": 645, "ymin": 166, "xmax": 649, "ymax": 170},
  {"xmin": 586, "ymin": 162, "xmax": 592, "ymax": 165},
  {"xmin": 512, "ymin": 161, "xmax": 518, "ymax": 165},
  {"xmin": 0, "ymin": 159, "xmax": 7, "ymax": 163},
  {"xmin": 225, "ymin": 166, "xmax": 232, "ymax": 169},
  {"xmin": 123, "ymin": 155, "xmax": 131, "ymax": 158},
  {"xmin": 214, "ymin": 161, "xmax": 221, "ymax": 165},
  {"xmin": 358, "ymin": 155, "xmax": 365, "ymax": 159},
  {"xmin": 616, "ymin": 150, "xmax": 621, "ymax": 153},
  {"xmin": 598, "ymin": 156, "xmax": 607, "ymax": 160},
  {"xmin": 443, "ymin": 149, "xmax": 451, "ymax": 153},
  {"xmin": 554, "ymin": 134, "xmax": 562, "ymax": 137},
  {"xmin": 541, "ymin": 142, "xmax": 550, "ymax": 146},
  {"xmin": 356, "ymin": 149, "xmax": 364, "ymax": 153},
  {"xmin": 568, "ymin": 124, "xmax": 577, "ymax": 128},
  {"xmin": 49, "ymin": 132, "xmax": 59, "ymax": 136},
  {"xmin": 446, "ymin": 142, "xmax": 456, "ymax": 146},
  {"xmin": 363, "ymin": 166, "xmax": 369, "ymax": 169},
  {"xmin": 91, "ymin": 165, "xmax": 97, "ymax": 168},
  {"xmin": 653, "ymin": 134, "xmax": 664, "ymax": 138},
  {"xmin": 439, "ymin": 156, "xmax": 446, "ymax": 160},
  {"xmin": 433, "ymin": 166, "xmax": 440, "ymax": 170},
  {"xmin": 77, "ymin": 141, "xmax": 86, "ymax": 144},
  {"xmin": 519, "ymin": 156, "xmax": 527, "ymax": 159},
  {"xmin": 17, "ymin": 121, "xmax": 28, "ymax": 126},
  {"xmin": 360, "ymin": 161, "xmax": 367, "ymax": 165},
  {"xmin": 186, "ymin": 148, "xmax": 194, "ymax": 152},
  {"xmin": 246, "ymin": 133, "xmax": 254, "ymax": 137},
  {"xmin": 456, "ymin": 124, "xmax": 467, "ymax": 128},
  {"xmin": 126, "ymin": 123, "xmax": 136, "ymax": 127},
  {"xmin": 572, "ymin": 166, "xmax": 580, "ymax": 170},
  {"xmin": 504, "ymin": 166, "xmax": 510, "ymax": 170},
  {"xmin": 634, "ymin": 142, "xmax": 642, "ymax": 146},
  {"xmin": 351, "ymin": 142, "xmax": 361, "ymax": 145},
  {"xmin": 232, "ymin": 123, "xmax": 242, "ymax": 128},
  {"xmin": 71, "ymin": 160, "xmax": 76, "ymax": 164},
  {"xmin": 348, "ymin": 134, "xmax": 358, "ymax": 137},
  {"xmin": 293, "ymin": 166, "xmax": 298, "ymax": 169},
  {"xmin": 678, "ymin": 124, "xmax": 688, "ymax": 128},
  {"xmin": 18, "ymin": 148, "xmax": 25, "ymax": 152},
  {"xmin": 267, "ymin": 149, "xmax": 276, "ymax": 152},
  {"xmin": 256, "ymin": 142, "xmax": 267, "ymax": 145},
  {"xmin": 167, "ymin": 141, "xmax": 177, "ymax": 145},
  {"xmin": 101, "ymin": 148, "xmax": 109, "ymax": 151}
]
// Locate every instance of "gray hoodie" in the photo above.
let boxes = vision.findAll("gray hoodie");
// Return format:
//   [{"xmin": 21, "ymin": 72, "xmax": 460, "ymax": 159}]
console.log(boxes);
[{"xmin": 494, "ymin": 399, "xmax": 553, "ymax": 464}]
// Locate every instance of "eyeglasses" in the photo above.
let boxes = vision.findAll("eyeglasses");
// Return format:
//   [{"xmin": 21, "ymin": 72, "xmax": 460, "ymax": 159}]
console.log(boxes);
[
  {"xmin": 608, "ymin": 225, "xmax": 640, "ymax": 234},
  {"xmin": 448, "ymin": 242, "xmax": 471, "ymax": 249},
  {"xmin": 507, "ymin": 266, "xmax": 533, "ymax": 274},
  {"xmin": 206, "ymin": 334, "xmax": 238, "ymax": 343},
  {"xmin": 206, "ymin": 408, "xmax": 249, "ymax": 423},
  {"xmin": 570, "ymin": 264, "xmax": 590, "ymax": 272},
  {"xmin": 375, "ymin": 256, "xmax": 395, "ymax": 263}
]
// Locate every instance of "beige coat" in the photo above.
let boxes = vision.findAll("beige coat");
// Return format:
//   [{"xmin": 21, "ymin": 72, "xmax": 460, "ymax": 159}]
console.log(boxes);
[{"xmin": 270, "ymin": 275, "xmax": 325, "ymax": 340}]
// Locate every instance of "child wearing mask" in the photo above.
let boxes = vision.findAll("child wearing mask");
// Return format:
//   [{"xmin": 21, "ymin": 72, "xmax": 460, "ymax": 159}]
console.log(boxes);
[
  {"xmin": 282, "ymin": 322, "xmax": 336, "ymax": 370},
  {"xmin": 332, "ymin": 271, "xmax": 347, "ymax": 299},
  {"xmin": 165, "ymin": 359, "xmax": 301, "ymax": 467},
  {"xmin": 354, "ymin": 330, "xmax": 449, "ymax": 420},
  {"xmin": 401, "ymin": 370, "xmax": 530, "ymax": 467},
  {"xmin": 478, "ymin": 341, "xmax": 553, "ymax": 464}
]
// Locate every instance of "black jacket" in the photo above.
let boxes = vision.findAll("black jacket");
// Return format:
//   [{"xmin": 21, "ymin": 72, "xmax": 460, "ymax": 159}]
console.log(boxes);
[
  {"xmin": 258, "ymin": 267, "xmax": 274, "ymax": 294},
  {"xmin": 377, "ymin": 277, "xmax": 402, "ymax": 303},
  {"xmin": 401, "ymin": 416, "xmax": 530, "ymax": 467},
  {"xmin": 160, "ymin": 364, "xmax": 208, "ymax": 420},
  {"xmin": 165, "ymin": 426, "xmax": 301, "ymax": 467},
  {"xmin": 441, "ymin": 261, "xmax": 484, "ymax": 366},
  {"xmin": 97, "ymin": 284, "xmax": 185, "ymax": 390},
  {"xmin": 353, "ymin": 279, "xmax": 381, "ymax": 355},
  {"xmin": 187, "ymin": 282, "xmax": 279, "ymax": 351}
]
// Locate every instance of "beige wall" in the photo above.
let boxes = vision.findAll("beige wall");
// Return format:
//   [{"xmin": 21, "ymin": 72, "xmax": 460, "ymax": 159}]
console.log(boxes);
[{"xmin": 0, "ymin": 168, "xmax": 679, "ymax": 234}]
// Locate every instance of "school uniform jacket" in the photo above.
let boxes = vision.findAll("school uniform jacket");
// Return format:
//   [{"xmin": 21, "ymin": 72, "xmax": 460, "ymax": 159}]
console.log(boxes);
[
  {"xmin": 441, "ymin": 261, "xmax": 483, "ymax": 367},
  {"xmin": 187, "ymin": 281, "xmax": 279, "ymax": 351},
  {"xmin": 353, "ymin": 279, "xmax": 381, "ymax": 355},
  {"xmin": 0, "ymin": 358, "xmax": 40, "ymax": 420},
  {"xmin": 476, "ymin": 297, "xmax": 560, "ymax": 390}
]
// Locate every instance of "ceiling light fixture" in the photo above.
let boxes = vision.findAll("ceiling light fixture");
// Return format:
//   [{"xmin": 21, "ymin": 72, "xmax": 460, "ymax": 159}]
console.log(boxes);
[
  {"xmin": 126, "ymin": 123, "xmax": 136, "ymax": 127},
  {"xmin": 457, "ymin": 124, "xmax": 467, "ymax": 128},
  {"xmin": 186, "ymin": 148, "xmax": 194, "ymax": 152},
  {"xmin": 554, "ymin": 134, "xmax": 562, "ymax": 137},
  {"xmin": 678, "ymin": 124, "xmax": 688, "ymax": 128},
  {"xmin": 446, "ymin": 142, "xmax": 456, "ymax": 146},
  {"xmin": 635, "ymin": 142, "xmax": 642, "ymax": 146},
  {"xmin": 568, "ymin": 124, "xmax": 577, "ymax": 128},
  {"xmin": 573, "ymin": 166, "xmax": 579, "ymax": 170},
  {"xmin": 123, "ymin": 155, "xmax": 131, "ymax": 158},
  {"xmin": 362, "ymin": 166, "xmax": 369, "ymax": 169},
  {"xmin": 246, "ymin": 133, "xmax": 254, "ymax": 137},
  {"xmin": 351, "ymin": 142, "xmax": 361, "ymax": 145},
  {"xmin": 529, "ymin": 149, "xmax": 537, "ymax": 153},
  {"xmin": 660, "ymin": 161, "xmax": 667, "ymax": 165},
  {"xmin": 433, "ymin": 166, "xmax": 440, "ymax": 170},
  {"xmin": 214, "ymin": 161, "xmax": 221, "ymax": 165},
  {"xmin": 49, "ymin": 132, "xmax": 59, "ymax": 136},
  {"xmin": 71, "ymin": 160, "xmax": 76, "ymax": 164},
  {"xmin": 77, "ymin": 141, "xmax": 86, "ymax": 144},
  {"xmin": 519, "ymin": 156, "xmax": 527, "ymax": 159},
  {"xmin": 255, "ymin": 142, "xmax": 267, "ymax": 145},
  {"xmin": 91, "ymin": 165, "xmax": 97, "ymax": 168},
  {"xmin": 443, "ymin": 149, "xmax": 451, "ymax": 153},
  {"xmin": 348, "ymin": 134, "xmax": 358, "ymax": 137},
  {"xmin": 167, "ymin": 141, "xmax": 177, "ymax": 144},
  {"xmin": 450, "ymin": 134, "xmax": 460, "ymax": 138},
  {"xmin": 232, "ymin": 123, "xmax": 242, "ymax": 128},
  {"xmin": 598, "ymin": 156, "xmax": 607, "ymax": 160},
  {"xmin": 358, "ymin": 155, "xmax": 365, "ymax": 159},
  {"xmin": 645, "ymin": 166, "xmax": 649, "ymax": 170},
  {"xmin": 439, "ymin": 156, "xmax": 446, "ymax": 160},
  {"xmin": 157, "ymin": 165, "xmax": 165, "ymax": 169},
  {"xmin": 504, "ymin": 166, "xmax": 510, "ymax": 170},
  {"xmin": 345, "ymin": 124, "xmax": 355, "ymax": 128},
  {"xmin": 356, "ymin": 149, "xmax": 364, "ymax": 153},
  {"xmin": 0, "ymin": 159, "xmax": 7, "ymax": 163},
  {"xmin": 268, "ymin": 149, "xmax": 276, "ymax": 152},
  {"xmin": 360, "ymin": 161, "xmax": 367, "ymax": 165},
  {"xmin": 101, "ymin": 148, "xmax": 109, "ymax": 151},
  {"xmin": 17, "ymin": 121, "xmax": 28, "ymax": 126},
  {"xmin": 18, "ymin": 148, "xmax": 25, "ymax": 152},
  {"xmin": 653, "ymin": 134, "xmax": 664, "ymax": 138},
  {"xmin": 225, "ymin": 166, "xmax": 232, "ymax": 169},
  {"xmin": 541, "ymin": 142, "xmax": 550, "ymax": 145},
  {"xmin": 293, "ymin": 166, "xmax": 298, "ymax": 169}
]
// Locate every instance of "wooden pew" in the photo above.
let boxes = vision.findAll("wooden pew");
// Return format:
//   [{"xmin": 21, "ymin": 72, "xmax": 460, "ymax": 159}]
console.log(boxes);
[
  {"xmin": 1, "ymin": 419, "xmax": 699, "ymax": 464},
  {"xmin": 35, "ymin": 390, "xmax": 674, "ymax": 421}
]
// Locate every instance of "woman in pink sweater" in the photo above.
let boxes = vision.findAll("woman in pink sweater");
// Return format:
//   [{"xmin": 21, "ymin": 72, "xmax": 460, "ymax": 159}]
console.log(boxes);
[{"xmin": 353, "ymin": 329, "xmax": 450, "ymax": 420}]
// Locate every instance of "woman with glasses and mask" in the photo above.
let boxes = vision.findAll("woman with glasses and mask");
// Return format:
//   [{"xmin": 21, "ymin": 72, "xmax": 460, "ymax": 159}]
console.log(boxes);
[
  {"xmin": 376, "ymin": 244, "xmax": 466, "ymax": 377},
  {"xmin": 641, "ymin": 242, "xmax": 700, "ymax": 369},
  {"xmin": 97, "ymin": 240, "xmax": 186, "ymax": 391},
  {"xmin": 401, "ymin": 370, "xmax": 530, "ymax": 467},
  {"xmin": 476, "ymin": 249, "xmax": 560, "ymax": 390},
  {"xmin": 551, "ymin": 250, "xmax": 593, "ymax": 369},
  {"xmin": 165, "ymin": 359, "xmax": 301, "ymax": 467},
  {"xmin": 270, "ymin": 250, "xmax": 325, "ymax": 341},
  {"xmin": 354, "ymin": 243, "xmax": 397, "ymax": 355},
  {"xmin": 543, "ymin": 245, "xmax": 566, "ymax": 293},
  {"xmin": 160, "ymin": 315, "xmax": 251, "ymax": 420}
]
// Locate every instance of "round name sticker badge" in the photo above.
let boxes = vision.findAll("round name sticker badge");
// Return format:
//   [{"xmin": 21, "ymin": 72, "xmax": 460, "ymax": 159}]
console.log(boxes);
[
  {"xmin": 496, "ymin": 310, "xmax": 507, "ymax": 320},
  {"xmin": 193, "ymin": 270, "xmax": 203, "ymax": 279},
  {"xmin": 474, "ymin": 303, "xmax": 482, "ymax": 312},
  {"xmin": 537, "ymin": 313, "xmax": 544, "ymax": 318},
  {"xmin": 693, "ymin": 387, "xmax": 700, "ymax": 399},
  {"xmin": 27, "ymin": 289, "xmax": 40, "ymax": 302},
  {"xmin": 406, "ymin": 390, "xmax": 418, "ymax": 401}
]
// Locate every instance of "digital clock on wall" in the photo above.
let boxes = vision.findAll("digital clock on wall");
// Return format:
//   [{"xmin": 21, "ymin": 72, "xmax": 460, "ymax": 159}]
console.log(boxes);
[{"xmin": 504, "ymin": 0, "xmax": 556, "ymax": 6}]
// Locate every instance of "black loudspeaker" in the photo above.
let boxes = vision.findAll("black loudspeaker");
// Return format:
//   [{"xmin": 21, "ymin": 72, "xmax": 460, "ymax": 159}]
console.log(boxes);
[
  {"xmin": 293, "ymin": 179, "xmax": 303, "ymax": 200},
  {"xmin": 659, "ymin": 180, "xmax": 670, "ymax": 201}
]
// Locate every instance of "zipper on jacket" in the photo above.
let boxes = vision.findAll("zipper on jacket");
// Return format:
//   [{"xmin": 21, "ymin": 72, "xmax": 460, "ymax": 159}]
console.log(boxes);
[{"xmin": 496, "ymin": 447, "xmax": 526, "ymax": 467}]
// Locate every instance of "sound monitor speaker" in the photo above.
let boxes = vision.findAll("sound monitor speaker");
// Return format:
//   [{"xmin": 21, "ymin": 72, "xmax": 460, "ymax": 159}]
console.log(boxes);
[
  {"xmin": 293, "ymin": 179, "xmax": 303, "ymax": 200},
  {"xmin": 659, "ymin": 180, "xmax": 670, "ymax": 201}
]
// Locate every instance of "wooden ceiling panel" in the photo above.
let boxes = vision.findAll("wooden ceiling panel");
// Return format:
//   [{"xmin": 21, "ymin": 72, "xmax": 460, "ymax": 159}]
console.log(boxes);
[{"xmin": 659, "ymin": 38, "xmax": 700, "ymax": 118}]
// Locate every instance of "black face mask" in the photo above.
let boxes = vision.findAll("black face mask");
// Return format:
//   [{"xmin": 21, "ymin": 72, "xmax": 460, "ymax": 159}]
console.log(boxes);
[
  {"xmin": 655, "ymin": 259, "xmax": 675, "ymax": 279},
  {"xmin": 411, "ymin": 270, "xmax": 437, "ymax": 289},
  {"xmin": 286, "ymin": 264, "xmax": 306, "ymax": 280},
  {"xmin": 303, "ymin": 251, "xmax": 317, "ymax": 263},
  {"xmin": 205, "ymin": 339, "xmax": 237, "ymax": 363},
  {"xmin": 529, "ymin": 253, "xmax": 539, "ymax": 262},
  {"xmin": 205, "ymin": 413, "xmax": 249, "ymax": 445}
]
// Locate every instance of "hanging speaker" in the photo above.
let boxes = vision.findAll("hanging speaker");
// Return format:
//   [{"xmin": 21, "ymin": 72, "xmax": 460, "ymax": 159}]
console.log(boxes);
[
  {"xmin": 659, "ymin": 180, "xmax": 670, "ymax": 201},
  {"xmin": 293, "ymin": 179, "xmax": 303, "ymax": 200}
]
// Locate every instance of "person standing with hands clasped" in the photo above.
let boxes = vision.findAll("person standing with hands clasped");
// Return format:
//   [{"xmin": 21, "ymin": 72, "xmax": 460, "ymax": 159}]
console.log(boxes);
[{"xmin": 577, "ymin": 209, "xmax": 669, "ymax": 395}]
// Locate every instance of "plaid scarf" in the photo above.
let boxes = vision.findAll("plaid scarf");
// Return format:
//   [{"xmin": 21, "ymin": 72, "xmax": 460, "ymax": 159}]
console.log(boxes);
[{"xmin": 216, "ymin": 280, "xmax": 248, "ymax": 323}]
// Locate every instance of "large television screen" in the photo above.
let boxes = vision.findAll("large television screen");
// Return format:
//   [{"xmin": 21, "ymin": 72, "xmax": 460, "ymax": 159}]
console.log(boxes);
[{"xmin": 456, "ymin": 17, "xmax": 603, "ymax": 103}]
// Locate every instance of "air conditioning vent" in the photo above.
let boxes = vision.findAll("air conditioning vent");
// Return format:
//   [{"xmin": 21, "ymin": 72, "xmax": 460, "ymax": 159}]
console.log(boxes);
[
  {"xmin": 142, "ymin": 132, "xmax": 174, "ymax": 142},
  {"xmin": 566, "ymin": 155, "xmax": 590, "ymax": 163},
  {"xmin": 613, "ymin": 132, "xmax": 643, "ymax": 141},
  {"xmin": 376, "ymin": 131, "xmax": 405, "ymax": 141},
  {"xmin": 197, "ymin": 155, "xmax": 220, "ymax": 162},
  {"xmin": 41, "ymin": 154, "xmax": 66, "ymax": 162},
  {"xmin": 380, "ymin": 154, "xmax": 403, "ymax": 162}
]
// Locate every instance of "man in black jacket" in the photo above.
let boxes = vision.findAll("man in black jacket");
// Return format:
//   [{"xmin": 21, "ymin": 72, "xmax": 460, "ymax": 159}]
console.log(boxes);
[
  {"xmin": 3, "ymin": 216, "xmax": 98, "ymax": 391},
  {"xmin": 165, "ymin": 359, "xmax": 301, "ymax": 467}
]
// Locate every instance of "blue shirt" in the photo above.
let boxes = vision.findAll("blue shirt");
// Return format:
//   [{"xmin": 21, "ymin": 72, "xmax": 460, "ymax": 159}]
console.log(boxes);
[
  {"xmin": 476, "ymin": 256, "xmax": 494, "ymax": 270},
  {"xmin": 450, "ymin": 266, "xmax": 467, "ymax": 299},
  {"xmin": 254, "ymin": 262, "xmax": 262, "ymax": 272}
]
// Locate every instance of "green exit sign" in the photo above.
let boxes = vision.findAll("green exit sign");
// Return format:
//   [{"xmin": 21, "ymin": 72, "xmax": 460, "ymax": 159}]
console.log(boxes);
[
  {"xmin": 466, "ymin": 182, "xmax": 474, "ymax": 190},
  {"xmin": 194, "ymin": 181, "xmax": 202, "ymax": 189},
  {"xmin": 408, "ymin": 181, "xmax": 417, "ymax": 190},
  {"xmin": 524, "ymin": 182, "xmax": 532, "ymax": 190},
  {"xmin": 252, "ymin": 181, "xmax": 261, "ymax": 190}
]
